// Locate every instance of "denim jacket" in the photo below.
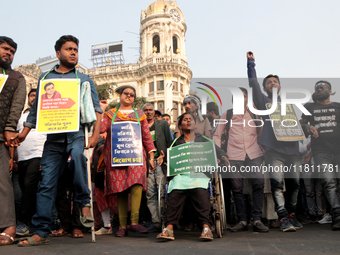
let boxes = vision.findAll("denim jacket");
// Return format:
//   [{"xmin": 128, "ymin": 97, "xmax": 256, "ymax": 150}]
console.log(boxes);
[{"xmin": 24, "ymin": 65, "xmax": 103, "ymax": 144}]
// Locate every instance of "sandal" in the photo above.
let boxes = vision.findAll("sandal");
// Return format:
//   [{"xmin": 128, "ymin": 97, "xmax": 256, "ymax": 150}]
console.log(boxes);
[
  {"xmin": 0, "ymin": 233, "xmax": 17, "ymax": 246},
  {"xmin": 18, "ymin": 236, "xmax": 49, "ymax": 247},
  {"xmin": 72, "ymin": 229, "xmax": 84, "ymax": 238},
  {"xmin": 79, "ymin": 203, "xmax": 94, "ymax": 228},
  {"xmin": 157, "ymin": 228, "xmax": 175, "ymax": 241},
  {"xmin": 199, "ymin": 227, "xmax": 213, "ymax": 240},
  {"xmin": 50, "ymin": 228, "xmax": 68, "ymax": 237}
]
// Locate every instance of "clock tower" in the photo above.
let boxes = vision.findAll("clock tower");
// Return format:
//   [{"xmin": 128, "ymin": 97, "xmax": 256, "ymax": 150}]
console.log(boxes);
[{"xmin": 139, "ymin": 0, "xmax": 192, "ymax": 121}]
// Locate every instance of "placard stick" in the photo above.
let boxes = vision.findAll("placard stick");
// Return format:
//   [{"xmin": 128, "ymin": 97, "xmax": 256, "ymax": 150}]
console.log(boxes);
[{"xmin": 85, "ymin": 125, "xmax": 96, "ymax": 243}]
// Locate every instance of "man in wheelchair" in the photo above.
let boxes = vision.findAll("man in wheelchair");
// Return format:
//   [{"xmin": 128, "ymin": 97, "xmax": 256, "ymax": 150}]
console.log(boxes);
[{"xmin": 157, "ymin": 112, "xmax": 229, "ymax": 240}]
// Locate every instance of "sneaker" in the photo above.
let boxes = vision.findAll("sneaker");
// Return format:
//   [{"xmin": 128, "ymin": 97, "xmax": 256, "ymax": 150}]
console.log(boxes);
[
  {"xmin": 289, "ymin": 213, "xmax": 303, "ymax": 229},
  {"xmin": 318, "ymin": 213, "xmax": 332, "ymax": 224},
  {"xmin": 230, "ymin": 222, "xmax": 248, "ymax": 232},
  {"xmin": 289, "ymin": 214, "xmax": 303, "ymax": 230},
  {"xmin": 95, "ymin": 227, "xmax": 113, "ymax": 235},
  {"xmin": 115, "ymin": 228, "xmax": 128, "ymax": 237},
  {"xmin": 280, "ymin": 218, "xmax": 296, "ymax": 232},
  {"xmin": 16, "ymin": 222, "xmax": 30, "ymax": 236},
  {"xmin": 127, "ymin": 224, "xmax": 149, "ymax": 234},
  {"xmin": 253, "ymin": 221, "xmax": 269, "ymax": 233}
]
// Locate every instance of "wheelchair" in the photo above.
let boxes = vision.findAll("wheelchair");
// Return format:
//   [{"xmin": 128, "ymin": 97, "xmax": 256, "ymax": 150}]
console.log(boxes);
[{"xmin": 158, "ymin": 171, "xmax": 227, "ymax": 238}]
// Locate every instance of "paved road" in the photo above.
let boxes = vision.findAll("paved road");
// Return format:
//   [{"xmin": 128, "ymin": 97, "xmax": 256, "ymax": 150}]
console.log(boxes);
[{"xmin": 2, "ymin": 224, "xmax": 340, "ymax": 254}]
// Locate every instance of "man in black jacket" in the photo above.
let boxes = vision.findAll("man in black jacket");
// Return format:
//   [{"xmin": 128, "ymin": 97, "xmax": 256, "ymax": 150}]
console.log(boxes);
[
  {"xmin": 0, "ymin": 36, "xmax": 26, "ymax": 245},
  {"xmin": 143, "ymin": 103, "xmax": 172, "ymax": 231}
]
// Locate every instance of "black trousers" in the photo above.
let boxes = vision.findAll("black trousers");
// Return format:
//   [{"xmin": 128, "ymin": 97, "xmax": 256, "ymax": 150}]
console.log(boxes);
[
  {"xmin": 165, "ymin": 188, "xmax": 212, "ymax": 228},
  {"xmin": 229, "ymin": 156, "xmax": 264, "ymax": 222},
  {"xmin": 55, "ymin": 164, "xmax": 81, "ymax": 232},
  {"xmin": 18, "ymin": 157, "xmax": 41, "ymax": 225}
]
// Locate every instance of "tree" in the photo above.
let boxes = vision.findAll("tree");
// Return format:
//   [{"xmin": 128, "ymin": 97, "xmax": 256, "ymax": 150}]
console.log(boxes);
[
  {"xmin": 108, "ymin": 96, "xmax": 149, "ymax": 110},
  {"xmin": 95, "ymin": 82, "xmax": 117, "ymax": 100}
]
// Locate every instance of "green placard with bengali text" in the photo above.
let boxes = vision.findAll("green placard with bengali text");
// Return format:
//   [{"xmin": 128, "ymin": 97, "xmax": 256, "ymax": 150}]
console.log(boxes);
[{"xmin": 167, "ymin": 141, "xmax": 217, "ymax": 176}]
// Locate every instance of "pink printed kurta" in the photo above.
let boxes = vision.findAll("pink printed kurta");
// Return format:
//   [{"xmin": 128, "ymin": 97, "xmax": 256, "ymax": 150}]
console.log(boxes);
[{"xmin": 95, "ymin": 109, "xmax": 155, "ymax": 212}]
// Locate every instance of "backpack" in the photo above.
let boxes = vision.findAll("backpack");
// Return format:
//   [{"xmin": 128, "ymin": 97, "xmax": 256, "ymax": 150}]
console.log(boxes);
[{"xmin": 220, "ymin": 109, "xmax": 261, "ymax": 153}]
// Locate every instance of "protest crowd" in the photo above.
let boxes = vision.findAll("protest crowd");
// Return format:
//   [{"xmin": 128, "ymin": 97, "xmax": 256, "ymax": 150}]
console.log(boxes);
[{"xmin": 1, "ymin": 35, "xmax": 340, "ymax": 247}]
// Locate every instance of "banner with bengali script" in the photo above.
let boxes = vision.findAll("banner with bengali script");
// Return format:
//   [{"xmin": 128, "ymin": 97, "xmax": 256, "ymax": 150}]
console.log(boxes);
[
  {"xmin": 167, "ymin": 141, "xmax": 217, "ymax": 176},
  {"xmin": 111, "ymin": 121, "xmax": 143, "ymax": 167},
  {"xmin": 266, "ymin": 103, "xmax": 305, "ymax": 141},
  {"xmin": 37, "ymin": 79, "xmax": 80, "ymax": 133}
]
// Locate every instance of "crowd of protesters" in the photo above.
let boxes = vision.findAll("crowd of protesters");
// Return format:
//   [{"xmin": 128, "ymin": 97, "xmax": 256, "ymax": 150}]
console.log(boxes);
[{"xmin": 0, "ymin": 35, "xmax": 339, "ymax": 247}]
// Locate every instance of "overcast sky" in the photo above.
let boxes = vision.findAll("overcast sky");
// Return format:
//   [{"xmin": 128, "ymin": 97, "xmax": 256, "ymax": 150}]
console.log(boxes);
[{"xmin": 3, "ymin": 0, "xmax": 340, "ymax": 111}]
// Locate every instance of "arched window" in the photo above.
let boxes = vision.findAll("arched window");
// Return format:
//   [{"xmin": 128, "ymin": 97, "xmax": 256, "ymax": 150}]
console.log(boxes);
[
  {"xmin": 172, "ymin": 36, "xmax": 178, "ymax": 54},
  {"xmin": 153, "ymin": 35, "xmax": 160, "ymax": 53}
]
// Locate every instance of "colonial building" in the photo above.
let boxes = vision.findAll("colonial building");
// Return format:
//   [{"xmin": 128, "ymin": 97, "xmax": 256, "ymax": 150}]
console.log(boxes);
[{"xmin": 14, "ymin": 0, "xmax": 192, "ymax": 123}]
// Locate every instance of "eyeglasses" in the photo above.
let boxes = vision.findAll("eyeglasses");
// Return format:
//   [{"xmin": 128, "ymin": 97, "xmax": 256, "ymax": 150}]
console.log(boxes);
[
  {"xmin": 123, "ymin": 91, "xmax": 135, "ymax": 97},
  {"xmin": 315, "ymin": 83, "xmax": 331, "ymax": 90}
]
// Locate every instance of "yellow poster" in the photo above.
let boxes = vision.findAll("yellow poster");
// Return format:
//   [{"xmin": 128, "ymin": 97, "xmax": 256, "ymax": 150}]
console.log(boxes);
[
  {"xmin": 0, "ymin": 75, "xmax": 9, "ymax": 94},
  {"xmin": 36, "ymin": 79, "xmax": 80, "ymax": 133}
]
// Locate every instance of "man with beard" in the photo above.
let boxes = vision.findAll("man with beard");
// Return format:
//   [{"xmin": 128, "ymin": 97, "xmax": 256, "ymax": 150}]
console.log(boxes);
[
  {"xmin": 174, "ymin": 95, "xmax": 212, "ymax": 138},
  {"xmin": 16, "ymin": 35, "xmax": 103, "ymax": 246},
  {"xmin": 247, "ymin": 51, "xmax": 302, "ymax": 232},
  {"xmin": 300, "ymin": 80, "xmax": 340, "ymax": 230},
  {"xmin": 142, "ymin": 103, "xmax": 172, "ymax": 231},
  {"xmin": 15, "ymin": 89, "xmax": 46, "ymax": 236},
  {"xmin": 0, "ymin": 36, "xmax": 26, "ymax": 245}
]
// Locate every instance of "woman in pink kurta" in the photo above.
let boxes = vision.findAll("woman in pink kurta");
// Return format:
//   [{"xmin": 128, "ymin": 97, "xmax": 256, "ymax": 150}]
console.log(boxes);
[{"xmin": 95, "ymin": 86, "xmax": 155, "ymax": 237}]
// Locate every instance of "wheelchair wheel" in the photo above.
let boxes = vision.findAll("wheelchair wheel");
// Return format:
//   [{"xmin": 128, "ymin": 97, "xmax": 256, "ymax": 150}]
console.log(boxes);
[
  {"xmin": 216, "ymin": 219, "xmax": 222, "ymax": 238},
  {"xmin": 158, "ymin": 176, "xmax": 167, "ymax": 229},
  {"xmin": 213, "ymin": 172, "xmax": 224, "ymax": 237},
  {"xmin": 219, "ymin": 174, "xmax": 227, "ymax": 229}
]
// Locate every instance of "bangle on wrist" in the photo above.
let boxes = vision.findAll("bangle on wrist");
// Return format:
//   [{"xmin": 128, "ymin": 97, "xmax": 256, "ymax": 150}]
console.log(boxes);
[{"xmin": 9, "ymin": 157, "xmax": 14, "ymax": 159}]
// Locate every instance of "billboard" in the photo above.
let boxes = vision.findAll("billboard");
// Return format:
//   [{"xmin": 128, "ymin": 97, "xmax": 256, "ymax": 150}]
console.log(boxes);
[{"xmin": 91, "ymin": 41, "xmax": 123, "ymax": 56}]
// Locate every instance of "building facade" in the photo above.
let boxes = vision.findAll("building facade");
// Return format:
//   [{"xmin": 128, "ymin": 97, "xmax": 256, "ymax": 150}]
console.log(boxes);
[{"xmin": 15, "ymin": 0, "xmax": 192, "ymax": 123}]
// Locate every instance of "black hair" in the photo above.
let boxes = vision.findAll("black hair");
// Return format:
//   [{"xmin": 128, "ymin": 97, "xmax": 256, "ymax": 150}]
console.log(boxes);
[
  {"xmin": 0, "ymin": 36, "xmax": 17, "ymax": 51},
  {"xmin": 262, "ymin": 74, "xmax": 280, "ymax": 88},
  {"xmin": 178, "ymin": 112, "xmax": 196, "ymax": 127},
  {"xmin": 28, "ymin": 88, "xmax": 37, "ymax": 97},
  {"xmin": 54, "ymin": 35, "xmax": 79, "ymax": 52},
  {"xmin": 206, "ymin": 102, "xmax": 219, "ymax": 115},
  {"xmin": 44, "ymin": 82, "xmax": 54, "ymax": 91},
  {"xmin": 162, "ymin": 113, "xmax": 171, "ymax": 120},
  {"xmin": 116, "ymin": 85, "xmax": 136, "ymax": 98}
]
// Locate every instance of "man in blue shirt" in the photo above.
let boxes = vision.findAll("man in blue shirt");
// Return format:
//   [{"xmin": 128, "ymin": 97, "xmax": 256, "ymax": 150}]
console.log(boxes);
[
  {"xmin": 247, "ymin": 51, "xmax": 302, "ymax": 232},
  {"xmin": 17, "ymin": 35, "xmax": 103, "ymax": 246}
]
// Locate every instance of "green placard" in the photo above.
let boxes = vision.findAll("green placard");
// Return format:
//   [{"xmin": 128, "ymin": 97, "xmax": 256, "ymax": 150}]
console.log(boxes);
[{"xmin": 167, "ymin": 141, "xmax": 217, "ymax": 176}]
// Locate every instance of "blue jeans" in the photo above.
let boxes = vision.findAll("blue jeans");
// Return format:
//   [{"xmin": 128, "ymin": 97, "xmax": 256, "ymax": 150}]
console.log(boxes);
[
  {"xmin": 264, "ymin": 147, "xmax": 300, "ymax": 219},
  {"xmin": 32, "ymin": 138, "xmax": 90, "ymax": 238},
  {"xmin": 146, "ymin": 162, "xmax": 164, "ymax": 228},
  {"xmin": 313, "ymin": 152, "xmax": 340, "ymax": 219}
]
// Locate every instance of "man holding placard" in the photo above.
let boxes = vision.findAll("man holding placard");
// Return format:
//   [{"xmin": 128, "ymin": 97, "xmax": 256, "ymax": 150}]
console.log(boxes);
[
  {"xmin": 0, "ymin": 36, "xmax": 26, "ymax": 245},
  {"xmin": 247, "ymin": 51, "xmax": 302, "ymax": 232},
  {"xmin": 16, "ymin": 35, "xmax": 102, "ymax": 246}
]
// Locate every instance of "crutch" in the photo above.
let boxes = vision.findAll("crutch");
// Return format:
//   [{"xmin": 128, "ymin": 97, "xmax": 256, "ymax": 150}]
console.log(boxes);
[{"xmin": 85, "ymin": 124, "xmax": 96, "ymax": 243}]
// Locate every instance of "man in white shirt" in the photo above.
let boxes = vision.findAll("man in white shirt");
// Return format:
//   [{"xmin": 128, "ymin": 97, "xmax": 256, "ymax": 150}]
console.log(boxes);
[{"xmin": 16, "ymin": 89, "xmax": 46, "ymax": 236}]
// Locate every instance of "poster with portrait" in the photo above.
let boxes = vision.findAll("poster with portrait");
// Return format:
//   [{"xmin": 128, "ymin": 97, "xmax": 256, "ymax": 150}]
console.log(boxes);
[
  {"xmin": 0, "ymin": 74, "xmax": 9, "ymax": 94},
  {"xmin": 36, "ymin": 79, "xmax": 80, "ymax": 133},
  {"xmin": 111, "ymin": 121, "xmax": 143, "ymax": 167}
]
